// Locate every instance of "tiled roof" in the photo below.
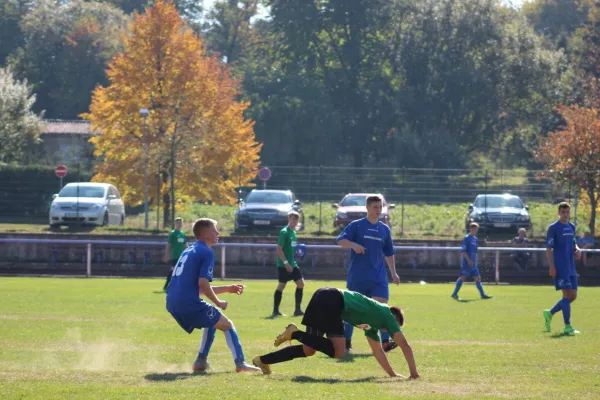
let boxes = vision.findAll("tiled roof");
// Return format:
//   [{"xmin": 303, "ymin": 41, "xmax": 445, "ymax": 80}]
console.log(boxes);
[{"xmin": 42, "ymin": 119, "xmax": 94, "ymax": 135}]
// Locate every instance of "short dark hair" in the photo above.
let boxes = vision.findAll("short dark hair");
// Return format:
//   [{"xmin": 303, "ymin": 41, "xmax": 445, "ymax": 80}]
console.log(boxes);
[
  {"xmin": 192, "ymin": 218, "xmax": 217, "ymax": 238},
  {"xmin": 366, "ymin": 195, "xmax": 382, "ymax": 206},
  {"xmin": 390, "ymin": 306, "xmax": 404, "ymax": 327},
  {"xmin": 558, "ymin": 202, "xmax": 571, "ymax": 211}
]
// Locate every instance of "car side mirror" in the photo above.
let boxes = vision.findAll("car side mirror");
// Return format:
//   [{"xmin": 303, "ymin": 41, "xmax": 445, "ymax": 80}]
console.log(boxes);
[
  {"xmin": 388, "ymin": 204, "xmax": 396, "ymax": 209},
  {"xmin": 525, "ymin": 205, "xmax": 529, "ymax": 211},
  {"xmin": 332, "ymin": 203, "xmax": 339, "ymax": 209},
  {"xmin": 52, "ymin": 194, "xmax": 58, "ymax": 199},
  {"xmin": 108, "ymin": 194, "xmax": 117, "ymax": 199},
  {"xmin": 294, "ymin": 200, "xmax": 301, "ymax": 205},
  {"xmin": 468, "ymin": 204, "xmax": 474, "ymax": 212}
]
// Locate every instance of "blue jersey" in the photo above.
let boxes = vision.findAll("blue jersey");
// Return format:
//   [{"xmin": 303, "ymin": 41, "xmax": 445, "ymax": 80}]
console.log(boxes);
[
  {"xmin": 546, "ymin": 221, "xmax": 576, "ymax": 277},
  {"xmin": 461, "ymin": 234, "xmax": 478, "ymax": 268},
  {"xmin": 336, "ymin": 218, "xmax": 395, "ymax": 285},
  {"xmin": 166, "ymin": 241, "xmax": 214, "ymax": 314}
]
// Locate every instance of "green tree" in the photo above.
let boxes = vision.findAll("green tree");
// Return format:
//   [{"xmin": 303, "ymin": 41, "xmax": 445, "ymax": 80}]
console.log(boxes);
[
  {"xmin": 9, "ymin": 0, "xmax": 128, "ymax": 119},
  {"xmin": 0, "ymin": 67, "xmax": 42, "ymax": 164},
  {"xmin": 0, "ymin": 0, "xmax": 34, "ymax": 65}
]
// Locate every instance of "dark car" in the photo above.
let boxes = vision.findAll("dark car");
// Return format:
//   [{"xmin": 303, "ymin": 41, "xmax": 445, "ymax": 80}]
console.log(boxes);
[
  {"xmin": 234, "ymin": 189, "xmax": 304, "ymax": 233},
  {"xmin": 465, "ymin": 194, "xmax": 532, "ymax": 233},
  {"xmin": 332, "ymin": 193, "xmax": 394, "ymax": 229}
]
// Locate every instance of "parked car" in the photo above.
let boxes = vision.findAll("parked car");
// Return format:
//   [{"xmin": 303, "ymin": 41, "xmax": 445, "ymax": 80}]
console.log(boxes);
[
  {"xmin": 234, "ymin": 189, "xmax": 304, "ymax": 232},
  {"xmin": 332, "ymin": 193, "xmax": 395, "ymax": 229},
  {"xmin": 465, "ymin": 194, "xmax": 531, "ymax": 233},
  {"xmin": 49, "ymin": 182, "xmax": 125, "ymax": 227}
]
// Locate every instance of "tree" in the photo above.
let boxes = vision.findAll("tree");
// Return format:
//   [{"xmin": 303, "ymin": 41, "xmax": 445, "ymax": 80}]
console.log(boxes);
[
  {"xmin": 536, "ymin": 105, "xmax": 600, "ymax": 234},
  {"xmin": 9, "ymin": 0, "xmax": 128, "ymax": 118},
  {"xmin": 0, "ymin": 67, "xmax": 42, "ymax": 164},
  {"xmin": 84, "ymin": 0, "xmax": 261, "ymax": 227},
  {"xmin": 0, "ymin": 0, "xmax": 34, "ymax": 65}
]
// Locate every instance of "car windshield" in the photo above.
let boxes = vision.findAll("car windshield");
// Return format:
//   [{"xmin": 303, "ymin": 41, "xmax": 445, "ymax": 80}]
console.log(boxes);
[
  {"xmin": 245, "ymin": 191, "xmax": 291, "ymax": 204},
  {"xmin": 340, "ymin": 195, "xmax": 367, "ymax": 207},
  {"xmin": 59, "ymin": 186, "xmax": 105, "ymax": 198},
  {"xmin": 474, "ymin": 196, "xmax": 523, "ymax": 208}
]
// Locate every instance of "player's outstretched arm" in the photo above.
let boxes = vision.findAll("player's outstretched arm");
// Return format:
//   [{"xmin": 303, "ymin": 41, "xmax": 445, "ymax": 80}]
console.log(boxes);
[
  {"xmin": 393, "ymin": 331, "xmax": 419, "ymax": 379},
  {"xmin": 198, "ymin": 278, "xmax": 227, "ymax": 309},
  {"xmin": 367, "ymin": 337, "xmax": 400, "ymax": 377},
  {"xmin": 204, "ymin": 285, "xmax": 244, "ymax": 296}
]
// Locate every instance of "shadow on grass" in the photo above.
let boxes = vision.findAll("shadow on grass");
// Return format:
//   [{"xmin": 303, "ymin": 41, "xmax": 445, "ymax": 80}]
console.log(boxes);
[
  {"xmin": 337, "ymin": 353, "xmax": 372, "ymax": 363},
  {"xmin": 292, "ymin": 375, "xmax": 381, "ymax": 384},
  {"xmin": 144, "ymin": 370, "xmax": 229, "ymax": 381},
  {"xmin": 152, "ymin": 290, "xmax": 166, "ymax": 294},
  {"xmin": 550, "ymin": 332, "xmax": 576, "ymax": 339}
]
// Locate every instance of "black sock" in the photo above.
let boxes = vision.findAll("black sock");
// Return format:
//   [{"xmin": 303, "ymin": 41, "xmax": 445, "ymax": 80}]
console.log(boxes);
[
  {"xmin": 295, "ymin": 288, "xmax": 303, "ymax": 310},
  {"xmin": 260, "ymin": 345, "xmax": 306, "ymax": 365},
  {"xmin": 274, "ymin": 290, "xmax": 283, "ymax": 313},
  {"xmin": 164, "ymin": 271, "xmax": 172, "ymax": 289},
  {"xmin": 291, "ymin": 331, "xmax": 335, "ymax": 358}
]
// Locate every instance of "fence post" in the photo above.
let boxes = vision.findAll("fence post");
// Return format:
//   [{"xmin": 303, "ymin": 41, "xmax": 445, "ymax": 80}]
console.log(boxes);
[
  {"xmin": 401, "ymin": 167, "xmax": 405, "ymax": 235},
  {"xmin": 221, "ymin": 245, "xmax": 226, "ymax": 280},
  {"xmin": 495, "ymin": 250, "xmax": 500, "ymax": 284},
  {"xmin": 318, "ymin": 165, "xmax": 323, "ymax": 234},
  {"xmin": 86, "ymin": 242, "xmax": 92, "ymax": 278}
]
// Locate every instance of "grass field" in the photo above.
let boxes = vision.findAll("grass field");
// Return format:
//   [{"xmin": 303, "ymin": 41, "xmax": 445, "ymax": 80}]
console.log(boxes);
[
  {"xmin": 1, "ymin": 278, "xmax": 599, "ymax": 399},
  {"xmin": 1, "ymin": 200, "xmax": 597, "ymax": 240}
]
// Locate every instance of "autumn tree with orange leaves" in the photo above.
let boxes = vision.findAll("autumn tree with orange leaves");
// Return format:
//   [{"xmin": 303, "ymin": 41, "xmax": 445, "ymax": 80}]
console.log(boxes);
[
  {"xmin": 536, "ymin": 105, "xmax": 600, "ymax": 234},
  {"xmin": 84, "ymin": 0, "xmax": 261, "ymax": 227}
]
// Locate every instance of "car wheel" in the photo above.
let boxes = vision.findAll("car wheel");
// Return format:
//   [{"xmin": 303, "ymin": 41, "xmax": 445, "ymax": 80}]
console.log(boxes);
[
  {"xmin": 102, "ymin": 213, "xmax": 109, "ymax": 226},
  {"xmin": 119, "ymin": 214, "xmax": 125, "ymax": 226},
  {"xmin": 49, "ymin": 224, "xmax": 60, "ymax": 230}
]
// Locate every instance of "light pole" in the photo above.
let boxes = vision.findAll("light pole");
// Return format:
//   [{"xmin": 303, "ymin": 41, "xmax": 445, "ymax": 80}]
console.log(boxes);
[{"xmin": 140, "ymin": 108, "xmax": 150, "ymax": 229}]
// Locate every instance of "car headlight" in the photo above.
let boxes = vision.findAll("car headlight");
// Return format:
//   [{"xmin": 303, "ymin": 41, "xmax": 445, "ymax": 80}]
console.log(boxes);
[
  {"xmin": 471, "ymin": 213, "xmax": 485, "ymax": 221},
  {"xmin": 51, "ymin": 203, "xmax": 59, "ymax": 209},
  {"xmin": 337, "ymin": 212, "xmax": 347, "ymax": 219},
  {"xmin": 92, "ymin": 204, "xmax": 102, "ymax": 210},
  {"xmin": 518, "ymin": 215, "xmax": 530, "ymax": 221}
]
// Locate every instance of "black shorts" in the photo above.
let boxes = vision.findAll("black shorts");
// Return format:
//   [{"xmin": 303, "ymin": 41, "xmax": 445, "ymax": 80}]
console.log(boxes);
[
  {"xmin": 301, "ymin": 287, "xmax": 345, "ymax": 338},
  {"xmin": 277, "ymin": 267, "xmax": 303, "ymax": 283},
  {"xmin": 169, "ymin": 259, "xmax": 178, "ymax": 269}
]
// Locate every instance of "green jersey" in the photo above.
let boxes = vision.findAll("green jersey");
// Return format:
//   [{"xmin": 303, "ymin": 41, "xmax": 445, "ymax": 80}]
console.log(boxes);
[
  {"xmin": 276, "ymin": 226, "xmax": 297, "ymax": 268},
  {"xmin": 168, "ymin": 229, "xmax": 187, "ymax": 260},
  {"xmin": 341, "ymin": 290, "xmax": 402, "ymax": 341}
]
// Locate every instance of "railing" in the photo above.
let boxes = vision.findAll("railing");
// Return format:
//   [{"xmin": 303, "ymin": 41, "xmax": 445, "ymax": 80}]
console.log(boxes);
[{"xmin": 1, "ymin": 238, "xmax": 598, "ymax": 283}]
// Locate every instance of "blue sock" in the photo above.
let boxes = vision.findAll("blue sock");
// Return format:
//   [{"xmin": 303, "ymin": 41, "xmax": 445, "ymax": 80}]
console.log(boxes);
[
  {"xmin": 224, "ymin": 328, "xmax": 245, "ymax": 364},
  {"xmin": 560, "ymin": 298, "xmax": 571, "ymax": 325},
  {"xmin": 475, "ymin": 281, "xmax": 485, "ymax": 297},
  {"xmin": 344, "ymin": 321, "xmax": 354, "ymax": 344},
  {"xmin": 550, "ymin": 299, "xmax": 563, "ymax": 315},
  {"xmin": 198, "ymin": 327, "xmax": 216, "ymax": 359},
  {"xmin": 380, "ymin": 330, "xmax": 390, "ymax": 343},
  {"xmin": 452, "ymin": 279, "xmax": 463, "ymax": 296}
]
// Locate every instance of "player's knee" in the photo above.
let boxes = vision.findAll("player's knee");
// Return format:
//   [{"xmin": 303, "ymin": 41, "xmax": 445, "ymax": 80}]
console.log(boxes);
[
  {"xmin": 276, "ymin": 283, "xmax": 286, "ymax": 291},
  {"xmin": 296, "ymin": 280, "xmax": 304, "ymax": 289},
  {"xmin": 216, "ymin": 316, "xmax": 233, "ymax": 331},
  {"xmin": 571, "ymin": 293, "xmax": 577, "ymax": 302},
  {"xmin": 302, "ymin": 345, "xmax": 317, "ymax": 357}
]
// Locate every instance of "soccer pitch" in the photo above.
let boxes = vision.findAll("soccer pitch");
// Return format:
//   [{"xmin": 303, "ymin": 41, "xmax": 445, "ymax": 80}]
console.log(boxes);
[{"xmin": 1, "ymin": 278, "xmax": 599, "ymax": 399}]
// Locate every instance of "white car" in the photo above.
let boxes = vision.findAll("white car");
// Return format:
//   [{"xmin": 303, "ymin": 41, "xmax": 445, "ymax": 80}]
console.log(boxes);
[{"xmin": 49, "ymin": 182, "xmax": 125, "ymax": 227}]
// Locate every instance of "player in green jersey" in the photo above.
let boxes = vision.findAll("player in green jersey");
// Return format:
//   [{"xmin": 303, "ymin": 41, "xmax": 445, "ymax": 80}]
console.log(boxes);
[
  {"xmin": 162, "ymin": 217, "xmax": 188, "ymax": 291},
  {"xmin": 272, "ymin": 211, "xmax": 305, "ymax": 317},
  {"xmin": 253, "ymin": 287, "xmax": 419, "ymax": 378}
]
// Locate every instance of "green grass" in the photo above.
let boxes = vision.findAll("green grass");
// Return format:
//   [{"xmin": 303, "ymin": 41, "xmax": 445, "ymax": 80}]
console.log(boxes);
[
  {"xmin": 1, "ymin": 278, "xmax": 599, "ymax": 399},
  {"xmin": 0, "ymin": 201, "xmax": 596, "ymax": 239}
]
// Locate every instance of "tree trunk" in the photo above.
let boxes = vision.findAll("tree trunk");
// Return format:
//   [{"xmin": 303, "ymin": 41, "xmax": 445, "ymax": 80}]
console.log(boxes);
[
  {"xmin": 589, "ymin": 192, "xmax": 597, "ymax": 237},
  {"xmin": 162, "ymin": 166, "xmax": 170, "ymax": 228}
]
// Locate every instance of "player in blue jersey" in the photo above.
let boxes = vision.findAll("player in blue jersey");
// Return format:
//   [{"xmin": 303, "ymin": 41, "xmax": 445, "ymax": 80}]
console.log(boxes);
[
  {"xmin": 336, "ymin": 195, "xmax": 400, "ymax": 353},
  {"xmin": 543, "ymin": 202, "xmax": 581, "ymax": 335},
  {"xmin": 451, "ymin": 222, "xmax": 493, "ymax": 301},
  {"xmin": 166, "ymin": 218, "xmax": 260, "ymax": 373}
]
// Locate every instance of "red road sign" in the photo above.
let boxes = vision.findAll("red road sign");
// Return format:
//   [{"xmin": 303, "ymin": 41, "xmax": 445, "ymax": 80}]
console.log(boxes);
[
  {"xmin": 258, "ymin": 167, "xmax": 272, "ymax": 181},
  {"xmin": 55, "ymin": 165, "xmax": 68, "ymax": 178}
]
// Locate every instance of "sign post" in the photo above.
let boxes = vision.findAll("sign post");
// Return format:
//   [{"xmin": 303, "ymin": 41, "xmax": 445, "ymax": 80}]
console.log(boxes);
[
  {"xmin": 55, "ymin": 165, "xmax": 68, "ymax": 191},
  {"xmin": 258, "ymin": 167, "xmax": 271, "ymax": 189}
]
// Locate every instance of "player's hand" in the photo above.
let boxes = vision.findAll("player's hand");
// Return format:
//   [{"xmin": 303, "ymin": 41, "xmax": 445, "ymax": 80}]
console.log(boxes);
[
  {"xmin": 352, "ymin": 244, "xmax": 366, "ymax": 254},
  {"xmin": 467, "ymin": 260, "xmax": 473, "ymax": 267},
  {"xmin": 163, "ymin": 257, "xmax": 169, "ymax": 263},
  {"xmin": 575, "ymin": 249, "xmax": 582, "ymax": 260},
  {"xmin": 229, "ymin": 284, "xmax": 244, "ymax": 295},
  {"xmin": 285, "ymin": 265, "xmax": 293, "ymax": 273},
  {"xmin": 217, "ymin": 300, "xmax": 228, "ymax": 310},
  {"xmin": 548, "ymin": 267, "xmax": 556, "ymax": 277},
  {"xmin": 391, "ymin": 272, "xmax": 401, "ymax": 285}
]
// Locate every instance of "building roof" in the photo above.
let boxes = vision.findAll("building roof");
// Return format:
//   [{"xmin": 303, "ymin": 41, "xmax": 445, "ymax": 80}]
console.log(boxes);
[{"xmin": 42, "ymin": 119, "xmax": 94, "ymax": 136}]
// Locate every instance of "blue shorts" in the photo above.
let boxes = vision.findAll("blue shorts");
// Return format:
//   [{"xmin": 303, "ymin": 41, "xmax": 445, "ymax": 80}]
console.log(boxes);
[
  {"xmin": 169, "ymin": 305, "xmax": 221, "ymax": 334},
  {"xmin": 554, "ymin": 275, "xmax": 578, "ymax": 291},
  {"xmin": 460, "ymin": 266, "xmax": 480, "ymax": 278},
  {"xmin": 347, "ymin": 280, "xmax": 389, "ymax": 300}
]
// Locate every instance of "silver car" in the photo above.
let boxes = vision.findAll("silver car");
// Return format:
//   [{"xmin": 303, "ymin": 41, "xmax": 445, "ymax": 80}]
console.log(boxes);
[{"xmin": 49, "ymin": 182, "xmax": 125, "ymax": 227}]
